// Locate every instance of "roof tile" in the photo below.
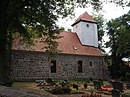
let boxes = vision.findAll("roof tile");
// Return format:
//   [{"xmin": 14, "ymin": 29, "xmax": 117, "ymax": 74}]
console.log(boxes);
[
  {"xmin": 72, "ymin": 12, "xmax": 96, "ymax": 26},
  {"xmin": 12, "ymin": 32, "xmax": 102, "ymax": 56}
]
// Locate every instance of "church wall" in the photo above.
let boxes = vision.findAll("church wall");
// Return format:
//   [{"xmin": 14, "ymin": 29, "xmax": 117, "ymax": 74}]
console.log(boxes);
[{"xmin": 11, "ymin": 50, "xmax": 104, "ymax": 81}]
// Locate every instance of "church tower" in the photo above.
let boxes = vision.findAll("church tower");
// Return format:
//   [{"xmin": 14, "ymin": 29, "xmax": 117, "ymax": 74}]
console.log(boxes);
[{"xmin": 72, "ymin": 12, "xmax": 98, "ymax": 47}]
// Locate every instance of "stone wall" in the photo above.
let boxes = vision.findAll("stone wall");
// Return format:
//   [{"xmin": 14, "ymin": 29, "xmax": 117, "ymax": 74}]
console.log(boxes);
[{"xmin": 11, "ymin": 50, "xmax": 104, "ymax": 81}]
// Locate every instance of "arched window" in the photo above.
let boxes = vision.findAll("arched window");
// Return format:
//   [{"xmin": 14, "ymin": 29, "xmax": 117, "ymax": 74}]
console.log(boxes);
[
  {"xmin": 51, "ymin": 60, "xmax": 56, "ymax": 73},
  {"xmin": 78, "ymin": 60, "xmax": 82, "ymax": 73},
  {"xmin": 90, "ymin": 61, "xmax": 92, "ymax": 66}
]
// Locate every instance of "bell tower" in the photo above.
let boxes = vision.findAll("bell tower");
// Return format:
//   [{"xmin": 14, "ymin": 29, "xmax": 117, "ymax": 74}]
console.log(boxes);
[{"xmin": 72, "ymin": 12, "xmax": 98, "ymax": 47}]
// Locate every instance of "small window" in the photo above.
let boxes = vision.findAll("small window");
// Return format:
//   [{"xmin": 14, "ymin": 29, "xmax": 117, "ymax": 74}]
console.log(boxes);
[
  {"xmin": 78, "ymin": 60, "xmax": 82, "ymax": 73},
  {"xmin": 51, "ymin": 60, "xmax": 56, "ymax": 73},
  {"xmin": 86, "ymin": 24, "xmax": 89, "ymax": 27},
  {"xmin": 90, "ymin": 61, "xmax": 92, "ymax": 66}
]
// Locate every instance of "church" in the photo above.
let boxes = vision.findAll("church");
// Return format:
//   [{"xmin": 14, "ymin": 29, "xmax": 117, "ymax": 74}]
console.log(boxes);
[{"xmin": 11, "ymin": 12, "xmax": 107, "ymax": 81}]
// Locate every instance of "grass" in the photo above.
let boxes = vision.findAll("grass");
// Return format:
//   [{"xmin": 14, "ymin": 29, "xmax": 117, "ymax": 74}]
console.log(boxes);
[
  {"xmin": 11, "ymin": 82, "xmax": 51, "ymax": 95},
  {"xmin": 12, "ymin": 82, "xmax": 37, "ymax": 91}
]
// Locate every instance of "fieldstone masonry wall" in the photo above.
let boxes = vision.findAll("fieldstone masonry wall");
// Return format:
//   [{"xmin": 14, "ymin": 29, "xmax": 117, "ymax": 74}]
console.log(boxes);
[{"xmin": 11, "ymin": 50, "xmax": 104, "ymax": 81}]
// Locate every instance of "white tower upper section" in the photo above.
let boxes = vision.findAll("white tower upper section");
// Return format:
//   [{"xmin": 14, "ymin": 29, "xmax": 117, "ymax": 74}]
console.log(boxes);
[{"xmin": 72, "ymin": 12, "xmax": 98, "ymax": 47}]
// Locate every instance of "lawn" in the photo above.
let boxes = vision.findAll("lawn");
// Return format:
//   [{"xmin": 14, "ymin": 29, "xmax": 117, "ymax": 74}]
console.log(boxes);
[{"xmin": 12, "ymin": 82, "xmax": 52, "ymax": 95}]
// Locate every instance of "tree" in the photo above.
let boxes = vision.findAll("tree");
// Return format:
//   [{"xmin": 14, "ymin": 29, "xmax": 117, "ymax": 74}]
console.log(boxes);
[
  {"xmin": 106, "ymin": 11, "xmax": 130, "ymax": 78},
  {"xmin": 92, "ymin": 13, "xmax": 106, "ymax": 52},
  {"xmin": 0, "ymin": 0, "xmax": 129, "ymax": 85}
]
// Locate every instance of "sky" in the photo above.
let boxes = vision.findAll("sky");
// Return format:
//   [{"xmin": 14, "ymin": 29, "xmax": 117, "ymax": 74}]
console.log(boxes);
[{"xmin": 57, "ymin": 3, "xmax": 130, "ymax": 31}]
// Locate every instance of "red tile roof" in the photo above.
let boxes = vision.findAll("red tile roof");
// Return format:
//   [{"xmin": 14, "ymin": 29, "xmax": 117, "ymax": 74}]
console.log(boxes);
[
  {"xmin": 72, "ymin": 12, "xmax": 97, "ymax": 26},
  {"xmin": 12, "ymin": 32, "xmax": 102, "ymax": 56}
]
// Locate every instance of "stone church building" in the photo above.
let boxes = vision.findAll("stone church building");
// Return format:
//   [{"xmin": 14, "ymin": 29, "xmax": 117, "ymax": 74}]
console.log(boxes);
[{"xmin": 11, "ymin": 12, "xmax": 107, "ymax": 81}]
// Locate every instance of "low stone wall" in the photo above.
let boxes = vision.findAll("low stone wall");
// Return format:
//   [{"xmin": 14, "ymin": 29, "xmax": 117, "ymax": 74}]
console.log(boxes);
[
  {"xmin": 0, "ymin": 86, "xmax": 51, "ymax": 97},
  {"xmin": 11, "ymin": 50, "xmax": 105, "ymax": 81}
]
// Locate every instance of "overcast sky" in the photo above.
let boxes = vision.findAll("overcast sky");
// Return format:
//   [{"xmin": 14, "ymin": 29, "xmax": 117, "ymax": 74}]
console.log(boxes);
[{"xmin": 57, "ymin": 3, "xmax": 130, "ymax": 31}]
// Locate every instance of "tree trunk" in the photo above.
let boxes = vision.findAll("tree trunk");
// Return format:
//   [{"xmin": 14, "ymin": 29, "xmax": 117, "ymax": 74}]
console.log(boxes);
[
  {"xmin": 0, "ymin": 0, "xmax": 9, "ymax": 83},
  {"xmin": 110, "ymin": 35, "xmax": 119, "ymax": 79},
  {"xmin": 0, "ymin": 33, "xmax": 8, "ymax": 82}
]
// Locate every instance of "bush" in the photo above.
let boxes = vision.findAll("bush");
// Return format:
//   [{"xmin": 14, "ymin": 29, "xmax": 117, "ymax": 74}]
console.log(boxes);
[
  {"xmin": 88, "ymin": 88, "xmax": 95, "ymax": 94},
  {"xmin": 126, "ymin": 83, "xmax": 130, "ymax": 89},
  {"xmin": 0, "ymin": 80, "xmax": 12, "ymax": 87},
  {"xmin": 46, "ymin": 78, "xmax": 55, "ymax": 85},
  {"xmin": 84, "ymin": 83, "xmax": 87, "ymax": 89},
  {"xmin": 93, "ymin": 80, "xmax": 101, "ymax": 89},
  {"xmin": 0, "ymin": 76, "xmax": 16, "ymax": 87},
  {"xmin": 112, "ymin": 89, "xmax": 121, "ymax": 97},
  {"xmin": 98, "ymin": 79, "xmax": 103, "ymax": 86},
  {"xmin": 112, "ymin": 81, "xmax": 123, "ymax": 92},
  {"xmin": 64, "ymin": 79, "xmax": 70, "ymax": 84},
  {"xmin": 126, "ymin": 72, "xmax": 130, "ymax": 81},
  {"xmin": 90, "ymin": 78, "xmax": 93, "ymax": 81},
  {"xmin": 122, "ymin": 92, "xmax": 130, "ymax": 97},
  {"xmin": 73, "ymin": 84, "xmax": 78, "ymax": 90},
  {"xmin": 71, "ymin": 88, "xmax": 78, "ymax": 93}
]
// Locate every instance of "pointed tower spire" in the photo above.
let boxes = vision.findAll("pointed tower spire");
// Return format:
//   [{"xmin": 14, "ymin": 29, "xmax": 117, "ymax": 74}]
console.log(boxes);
[{"xmin": 72, "ymin": 12, "xmax": 96, "ymax": 26}]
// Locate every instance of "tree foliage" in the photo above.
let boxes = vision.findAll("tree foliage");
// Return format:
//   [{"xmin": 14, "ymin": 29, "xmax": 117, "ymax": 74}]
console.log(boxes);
[
  {"xmin": 106, "ymin": 11, "xmax": 130, "ymax": 78},
  {"xmin": 92, "ymin": 13, "xmax": 106, "ymax": 52}
]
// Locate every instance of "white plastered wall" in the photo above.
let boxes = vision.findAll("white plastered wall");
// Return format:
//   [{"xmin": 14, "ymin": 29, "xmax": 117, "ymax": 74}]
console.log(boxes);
[{"xmin": 73, "ymin": 21, "xmax": 98, "ymax": 47}]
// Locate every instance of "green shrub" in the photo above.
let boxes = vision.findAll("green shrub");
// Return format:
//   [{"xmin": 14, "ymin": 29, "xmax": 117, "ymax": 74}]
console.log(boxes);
[
  {"xmin": 72, "ymin": 84, "xmax": 78, "ymax": 90},
  {"xmin": 126, "ymin": 72, "xmax": 130, "ymax": 81},
  {"xmin": 112, "ymin": 89, "xmax": 121, "ymax": 97},
  {"xmin": 112, "ymin": 81, "xmax": 123, "ymax": 92},
  {"xmin": 126, "ymin": 83, "xmax": 130, "ymax": 89},
  {"xmin": 93, "ymin": 80, "xmax": 101, "ymax": 89},
  {"xmin": 90, "ymin": 78, "xmax": 93, "ymax": 81},
  {"xmin": 46, "ymin": 78, "xmax": 55, "ymax": 85},
  {"xmin": 71, "ymin": 88, "xmax": 77, "ymax": 93},
  {"xmin": 64, "ymin": 79, "xmax": 70, "ymax": 84},
  {"xmin": 98, "ymin": 79, "xmax": 103, "ymax": 86},
  {"xmin": 0, "ymin": 76, "xmax": 16, "ymax": 87},
  {"xmin": 88, "ymin": 88, "xmax": 95, "ymax": 94},
  {"xmin": 122, "ymin": 92, "xmax": 130, "ymax": 97},
  {"xmin": 61, "ymin": 80, "xmax": 67, "ymax": 87},
  {"xmin": 84, "ymin": 83, "xmax": 87, "ymax": 89},
  {"xmin": 65, "ymin": 87, "xmax": 71, "ymax": 93}
]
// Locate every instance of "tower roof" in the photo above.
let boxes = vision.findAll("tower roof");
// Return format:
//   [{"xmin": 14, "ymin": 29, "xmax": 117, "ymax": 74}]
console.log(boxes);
[{"xmin": 72, "ymin": 12, "xmax": 97, "ymax": 26}]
